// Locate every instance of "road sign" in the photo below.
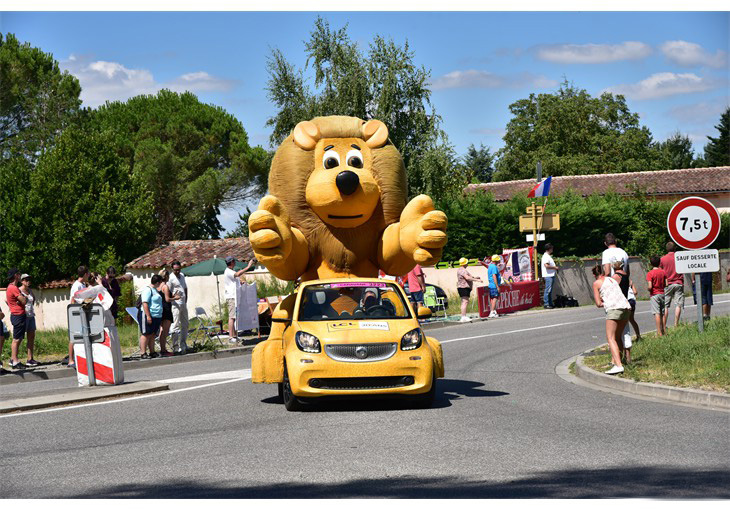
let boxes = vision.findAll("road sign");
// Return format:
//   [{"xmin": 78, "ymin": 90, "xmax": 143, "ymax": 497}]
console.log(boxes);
[
  {"xmin": 667, "ymin": 197, "xmax": 721, "ymax": 250},
  {"xmin": 526, "ymin": 233, "xmax": 545, "ymax": 242},
  {"xmin": 674, "ymin": 249, "xmax": 720, "ymax": 274},
  {"xmin": 519, "ymin": 213, "xmax": 560, "ymax": 232}
]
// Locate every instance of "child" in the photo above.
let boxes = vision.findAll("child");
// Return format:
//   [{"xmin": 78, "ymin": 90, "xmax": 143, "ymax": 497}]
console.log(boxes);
[{"xmin": 646, "ymin": 256, "xmax": 667, "ymax": 336}]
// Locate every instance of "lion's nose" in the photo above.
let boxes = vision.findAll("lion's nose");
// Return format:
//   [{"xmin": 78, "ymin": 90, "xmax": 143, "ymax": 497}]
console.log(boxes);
[{"xmin": 336, "ymin": 170, "xmax": 360, "ymax": 196}]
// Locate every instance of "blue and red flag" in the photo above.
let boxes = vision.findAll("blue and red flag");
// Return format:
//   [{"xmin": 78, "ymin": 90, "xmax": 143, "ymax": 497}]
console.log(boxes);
[{"xmin": 527, "ymin": 176, "xmax": 552, "ymax": 198}]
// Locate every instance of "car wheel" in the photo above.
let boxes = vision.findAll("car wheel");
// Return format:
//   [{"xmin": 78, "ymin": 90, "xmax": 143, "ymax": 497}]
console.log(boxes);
[
  {"xmin": 277, "ymin": 382, "xmax": 284, "ymax": 402},
  {"xmin": 282, "ymin": 363, "xmax": 304, "ymax": 412},
  {"xmin": 412, "ymin": 372, "xmax": 437, "ymax": 409}
]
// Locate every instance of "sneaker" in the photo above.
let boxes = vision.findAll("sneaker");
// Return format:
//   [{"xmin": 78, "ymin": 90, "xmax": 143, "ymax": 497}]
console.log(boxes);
[
  {"xmin": 25, "ymin": 359, "xmax": 39, "ymax": 367},
  {"xmin": 140, "ymin": 353, "xmax": 151, "ymax": 360},
  {"xmin": 173, "ymin": 350, "xmax": 185, "ymax": 356},
  {"xmin": 61, "ymin": 356, "xmax": 69, "ymax": 366},
  {"xmin": 459, "ymin": 316, "xmax": 471, "ymax": 322},
  {"xmin": 9, "ymin": 360, "xmax": 25, "ymax": 370},
  {"xmin": 160, "ymin": 350, "xmax": 174, "ymax": 357},
  {"xmin": 228, "ymin": 337, "xmax": 239, "ymax": 344},
  {"xmin": 150, "ymin": 352, "xmax": 160, "ymax": 359},
  {"xmin": 488, "ymin": 311, "xmax": 498, "ymax": 318},
  {"xmin": 604, "ymin": 365, "xmax": 624, "ymax": 375},
  {"xmin": 68, "ymin": 363, "xmax": 76, "ymax": 370}
]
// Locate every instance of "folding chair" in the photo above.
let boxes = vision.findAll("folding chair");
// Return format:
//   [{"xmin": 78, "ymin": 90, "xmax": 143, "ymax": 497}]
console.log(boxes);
[
  {"xmin": 189, "ymin": 306, "xmax": 225, "ymax": 349},
  {"xmin": 423, "ymin": 286, "xmax": 447, "ymax": 318}
]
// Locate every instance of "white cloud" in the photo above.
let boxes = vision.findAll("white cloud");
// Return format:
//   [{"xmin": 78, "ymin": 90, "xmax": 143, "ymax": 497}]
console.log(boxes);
[
  {"xmin": 660, "ymin": 40, "xmax": 728, "ymax": 69},
  {"xmin": 430, "ymin": 70, "xmax": 557, "ymax": 90},
  {"xmin": 602, "ymin": 72, "xmax": 719, "ymax": 100},
  {"xmin": 62, "ymin": 55, "xmax": 236, "ymax": 107},
  {"xmin": 534, "ymin": 41, "xmax": 652, "ymax": 64}
]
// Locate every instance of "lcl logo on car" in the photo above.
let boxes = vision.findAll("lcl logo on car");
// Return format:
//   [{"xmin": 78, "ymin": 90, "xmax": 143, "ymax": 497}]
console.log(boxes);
[{"xmin": 355, "ymin": 346, "xmax": 368, "ymax": 359}]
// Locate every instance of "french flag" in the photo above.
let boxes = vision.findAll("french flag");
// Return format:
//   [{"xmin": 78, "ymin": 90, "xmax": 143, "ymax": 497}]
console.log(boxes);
[{"xmin": 527, "ymin": 176, "xmax": 552, "ymax": 198}]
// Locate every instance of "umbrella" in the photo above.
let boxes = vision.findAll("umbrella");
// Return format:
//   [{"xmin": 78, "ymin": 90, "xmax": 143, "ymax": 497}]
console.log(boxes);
[{"xmin": 182, "ymin": 256, "xmax": 252, "ymax": 317}]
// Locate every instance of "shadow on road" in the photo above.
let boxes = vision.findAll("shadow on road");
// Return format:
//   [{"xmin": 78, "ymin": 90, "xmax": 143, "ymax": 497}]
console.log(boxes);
[
  {"xmin": 259, "ymin": 378, "xmax": 508, "ymax": 412},
  {"xmin": 71, "ymin": 466, "xmax": 730, "ymax": 498}
]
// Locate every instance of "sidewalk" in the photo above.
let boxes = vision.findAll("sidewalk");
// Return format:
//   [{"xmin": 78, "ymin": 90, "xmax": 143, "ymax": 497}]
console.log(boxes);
[
  {"xmin": 574, "ymin": 348, "xmax": 730, "ymax": 411},
  {"xmin": 0, "ymin": 381, "xmax": 169, "ymax": 414}
]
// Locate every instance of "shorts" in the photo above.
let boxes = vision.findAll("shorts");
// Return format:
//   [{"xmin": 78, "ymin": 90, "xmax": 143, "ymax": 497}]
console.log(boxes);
[
  {"xmin": 693, "ymin": 283, "xmax": 713, "ymax": 306},
  {"xmin": 227, "ymin": 298, "xmax": 236, "ymax": 318},
  {"xmin": 10, "ymin": 314, "xmax": 27, "ymax": 340},
  {"xmin": 489, "ymin": 287, "xmax": 499, "ymax": 298},
  {"xmin": 664, "ymin": 284, "xmax": 684, "ymax": 310},
  {"xmin": 26, "ymin": 316, "xmax": 36, "ymax": 333},
  {"xmin": 138, "ymin": 310, "xmax": 162, "ymax": 336},
  {"xmin": 606, "ymin": 308, "xmax": 630, "ymax": 321},
  {"xmin": 628, "ymin": 298, "xmax": 636, "ymax": 310},
  {"xmin": 457, "ymin": 287, "xmax": 471, "ymax": 298},
  {"xmin": 162, "ymin": 303, "xmax": 173, "ymax": 322},
  {"xmin": 650, "ymin": 294, "xmax": 665, "ymax": 315},
  {"xmin": 410, "ymin": 291, "xmax": 424, "ymax": 304}
]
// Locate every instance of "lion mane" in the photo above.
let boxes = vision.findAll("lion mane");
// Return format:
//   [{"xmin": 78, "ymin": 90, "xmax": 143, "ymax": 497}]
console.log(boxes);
[{"xmin": 268, "ymin": 116, "xmax": 407, "ymax": 274}]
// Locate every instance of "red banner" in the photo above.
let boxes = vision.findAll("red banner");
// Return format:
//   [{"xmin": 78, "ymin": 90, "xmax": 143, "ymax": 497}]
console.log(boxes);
[{"xmin": 477, "ymin": 280, "xmax": 540, "ymax": 317}]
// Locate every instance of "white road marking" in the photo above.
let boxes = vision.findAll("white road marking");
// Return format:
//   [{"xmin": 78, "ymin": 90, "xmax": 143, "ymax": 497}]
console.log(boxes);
[
  {"xmin": 0, "ymin": 374, "xmax": 252, "ymax": 419},
  {"xmin": 157, "ymin": 369, "xmax": 251, "ymax": 384},
  {"xmin": 440, "ymin": 298, "xmax": 730, "ymax": 345}
]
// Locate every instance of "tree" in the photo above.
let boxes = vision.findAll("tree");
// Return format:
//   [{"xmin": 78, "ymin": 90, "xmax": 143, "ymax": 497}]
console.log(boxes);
[
  {"xmin": 225, "ymin": 208, "xmax": 253, "ymax": 238},
  {"xmin": 90, "ymin": 89, "xmax": 269, "ymax": 244},
  {"xmin": 6, "ymin": 122, "xmax": 156, "ymax": 283},
  {"xmin": 493, "ymin": 81, "xmax": 659, "ymax": 181},
  {"xmin": 461, "ymin": 143, "xmax": 495, "ymax": 182},
  {"xmin": 702, "ymin": 107, "xmax": 730, "ymax": 167},
  {"xmin": 266, "ymin": 17, "xmax": 461, "ymax": 200},
  {"xmin": 0, "ymin": 33, "xmax": 81, "ymax": 164},
  {"xmin": 655, "ymin": 132, "xmax": 695, "ymax": 169}
]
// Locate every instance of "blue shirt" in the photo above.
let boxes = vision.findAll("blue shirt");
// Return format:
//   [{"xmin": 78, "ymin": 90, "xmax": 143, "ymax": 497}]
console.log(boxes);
[
  {"xmin": 141, "ymin": 286, "xmax": 163, "ymax": 318},
  {"xmin": 488, "ymin": 263, "xmax": 501, "ymax": 289}
]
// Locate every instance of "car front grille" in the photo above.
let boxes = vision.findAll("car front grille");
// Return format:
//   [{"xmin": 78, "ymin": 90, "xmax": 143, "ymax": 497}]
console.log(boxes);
[
  {"xmin": 324, "ymin": 343, "xmax": 397, "ymax": 362},
  {"xmin": 311, "ymin": 376, "xmax": 411, "ymax": 390}
]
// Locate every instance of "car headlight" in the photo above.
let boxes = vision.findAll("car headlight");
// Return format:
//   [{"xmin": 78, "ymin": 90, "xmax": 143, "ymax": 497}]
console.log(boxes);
[
  {"xmin": 400, "ymin": 328, "xmax": 423, "ymax": 351},
  {"xmin": 295, "ymin": 331, "xmax": 321, "ymax": 353}
]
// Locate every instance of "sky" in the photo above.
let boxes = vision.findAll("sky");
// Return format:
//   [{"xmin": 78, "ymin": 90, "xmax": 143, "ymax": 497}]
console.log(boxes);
[{"xmin": 1, "ymin": 8, "xmax": 728, "ymax": 234}]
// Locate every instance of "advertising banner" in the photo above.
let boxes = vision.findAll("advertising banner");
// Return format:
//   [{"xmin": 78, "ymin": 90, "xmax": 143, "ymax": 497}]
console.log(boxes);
[{"xmin": 477, "ymin": 280, "xmax": 540, "ymax": 317}]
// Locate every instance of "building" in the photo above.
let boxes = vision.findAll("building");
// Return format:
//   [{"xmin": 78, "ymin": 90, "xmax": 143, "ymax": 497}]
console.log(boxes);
[{"xmin": 465, "ymin": 167, "xmax": 730, "ymax": 213}]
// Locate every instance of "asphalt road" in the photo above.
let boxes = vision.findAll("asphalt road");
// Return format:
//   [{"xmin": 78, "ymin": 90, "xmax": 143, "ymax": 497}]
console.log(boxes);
[{"xmin": 2, "ymin": 298, "xmax": 729, "ymax": 498}]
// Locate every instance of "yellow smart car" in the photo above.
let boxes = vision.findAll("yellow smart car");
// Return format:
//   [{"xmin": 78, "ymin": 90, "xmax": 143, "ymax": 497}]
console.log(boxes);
[{"xmin": 252, "ymin": 278, "xmax": 445, "ymax": 411}]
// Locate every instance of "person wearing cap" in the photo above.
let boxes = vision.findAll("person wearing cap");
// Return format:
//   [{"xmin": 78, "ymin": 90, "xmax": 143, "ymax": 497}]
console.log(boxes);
[
  {"xmin": 488, "ymin": 254, "xmax": 510, "ymax": 318},
  {"xmin": 5, "ymin": 269, "xmax": 29, "ymax": 369},
  {"xmin": 456, "ymin": 258, "xmax": 482, "ymax": 322},
  {"xmin": 224, "ymin": 256, "xmax": 254, "ymax": 342}
]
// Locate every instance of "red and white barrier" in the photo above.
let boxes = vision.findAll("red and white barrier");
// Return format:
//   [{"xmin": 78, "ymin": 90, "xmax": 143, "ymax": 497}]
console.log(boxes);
[{"xmin": 74, "ymin": 326, "xmax": 125, "ymax": 386}]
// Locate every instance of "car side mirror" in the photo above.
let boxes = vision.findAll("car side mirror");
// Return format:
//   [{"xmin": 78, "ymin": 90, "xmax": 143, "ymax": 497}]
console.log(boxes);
[
  {"xmin": 271, "ymin": 308, "xmax": 291, "ymax": 324},
  {"xmin": 417, "ymin": 306, "xmax": 432, "ymax": 319}
]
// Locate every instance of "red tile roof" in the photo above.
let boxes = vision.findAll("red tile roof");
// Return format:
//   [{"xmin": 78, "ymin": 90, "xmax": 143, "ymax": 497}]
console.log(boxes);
[
  {"xmin": 465, "ymin": 166, "xmax": 730, "ymax": 201},
  {"xmin": 126, "ymin": 237, "xmax": 255, "ymax": 269}
]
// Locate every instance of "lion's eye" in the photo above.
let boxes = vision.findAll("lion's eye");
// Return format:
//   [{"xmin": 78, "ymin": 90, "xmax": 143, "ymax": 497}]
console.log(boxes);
[
  {"xmin": 346, "ymin": 149, "xmax": 364, "ymax": 169},
  {"xmin": 323, "ymin": 150, "xmax": 340, "ymax": 169}
]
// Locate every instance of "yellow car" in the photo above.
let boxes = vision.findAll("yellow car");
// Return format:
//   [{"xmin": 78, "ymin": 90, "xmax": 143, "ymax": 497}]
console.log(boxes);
[{"xmin": 251, "ymin": 278, "xmax": 445, "ymax": 411}]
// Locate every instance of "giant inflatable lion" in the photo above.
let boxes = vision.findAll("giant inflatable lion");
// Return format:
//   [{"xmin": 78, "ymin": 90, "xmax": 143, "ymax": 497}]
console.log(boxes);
[{"xmin": 248, "ymin": 116, "xmax": 448, "ymax": 281}]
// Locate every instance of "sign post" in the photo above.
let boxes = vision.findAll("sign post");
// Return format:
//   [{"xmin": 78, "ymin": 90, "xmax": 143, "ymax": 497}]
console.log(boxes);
[
  {"xmin": 67, "ymin": 303, "xmax": 105, "ymax": 386},
  {"xmin": 667, "ymin": 197, "xmax": 721, "ymax": 333}
]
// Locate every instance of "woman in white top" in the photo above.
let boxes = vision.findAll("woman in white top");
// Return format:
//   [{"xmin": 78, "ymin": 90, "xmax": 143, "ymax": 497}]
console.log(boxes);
[{"xmin": 592, "ymin": 265, "xmax": 631, "ymax": 375}]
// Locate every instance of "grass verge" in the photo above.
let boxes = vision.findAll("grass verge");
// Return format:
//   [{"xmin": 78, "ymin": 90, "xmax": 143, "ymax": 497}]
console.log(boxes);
[{"xmin": 582, "ymin": 315, "xmax": 730, "ymax": 393}]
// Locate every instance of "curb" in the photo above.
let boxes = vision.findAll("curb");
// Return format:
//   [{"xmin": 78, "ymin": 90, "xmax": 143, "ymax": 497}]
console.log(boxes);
[
  {"xmin": 575, "ymin": 351, "xmax": 730, "ymax": 411},
  {"xmin": 0, "ymin": 381, "xmax": 169, "ymax": 414},
  {"xmin": 0, "ymin": 344, "xmax": 256, "ymax": 386}
]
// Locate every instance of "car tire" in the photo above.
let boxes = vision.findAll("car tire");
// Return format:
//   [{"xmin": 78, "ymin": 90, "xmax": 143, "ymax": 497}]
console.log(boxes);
[
  {"xmin": 412, "ymin": 371, "xmax": 437, "ymax": 409},
  {"xmin": 282, "ymin": 363, "xmax": 304, "ymax": 412},
  {"xmin": 277, "ymin": 382, "xmax": 284, "ymax": 402}
]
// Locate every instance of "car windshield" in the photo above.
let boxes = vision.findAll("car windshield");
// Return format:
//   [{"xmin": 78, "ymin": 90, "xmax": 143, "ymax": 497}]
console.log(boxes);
[{"xmin": 298, "ymin": 282, "xmax": 411, "ymax": 321}]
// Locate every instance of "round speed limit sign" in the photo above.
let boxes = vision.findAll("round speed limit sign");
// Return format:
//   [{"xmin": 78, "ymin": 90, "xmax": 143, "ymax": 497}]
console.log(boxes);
[{"xmin": 667, "ymin": 197, "xmax": 721, "ymax": 250}]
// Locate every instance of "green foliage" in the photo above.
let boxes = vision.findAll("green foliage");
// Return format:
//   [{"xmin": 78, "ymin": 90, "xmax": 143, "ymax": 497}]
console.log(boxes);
[
  {"xmin": 255, "ymin": 275, "xmax": 295, "ymax": 299},
  {"xmin": 265, "ymin": 17, "xmax": 462, "ymax": 201},
  {"xmin": 0, "ymin": 33, "xmax": 81, "ymax": 163},
  {"xmin": 18, "ymin": 122, "xmax": 156, "ymax": 283},
  {"xmin": 226, "ymin": 207, "xmax": 252, "ymax": 238},
  {"xmin": 461, "ymin": 143, "xmax": 495, "ymax": 183},
  {"xmin": 702, "ymin": 107, "xmax": 730, "ymax": 167},
  {"xmin": 438, "ymin": 190, "xmax": 730, "ymax": 262},
  {"xmin": 90, "ymin": 89, "xmax": 269, "ymax": 244},
  {"xmin": 655, "ymin": 132, "xmax": 696, "ymax": 169},
  {"xmin": 493, "ymin": 81, "xmax": 664, "ymax": 181}
]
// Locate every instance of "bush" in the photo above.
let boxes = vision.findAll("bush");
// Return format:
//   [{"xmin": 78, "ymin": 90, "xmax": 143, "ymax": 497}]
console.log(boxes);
[{"xmin": 438, "ymin": 190, "xmax": 729, "ymax": 261}]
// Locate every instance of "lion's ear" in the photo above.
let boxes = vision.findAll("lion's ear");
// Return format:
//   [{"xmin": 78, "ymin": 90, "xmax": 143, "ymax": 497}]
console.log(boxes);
[
  {"xmin": 362, "ymin": 119, "xmax": 389, "ymax": 148},
  {"xmin": 293, "ymin": 121, "xmax": 321, "ymax": 151}
]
